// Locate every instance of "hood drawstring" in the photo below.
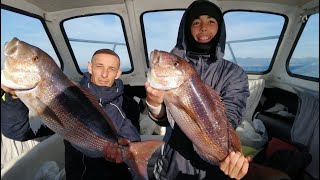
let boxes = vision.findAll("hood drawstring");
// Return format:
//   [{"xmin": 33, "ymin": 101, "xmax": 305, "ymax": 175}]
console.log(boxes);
[
  {"xmin": 88, "ymin": 81, "xmax": 102, "ymax": 106},
  {"xmin": 99, "ymin": 98, "xmax": 102, "ymax": 106},
  {"xmin": 81, "ymin": 154, "xmax": 87, "ymax": 180},
  {"xmin": 110, "ymin": 103, "xmax": 125, "ymax": 119},
  {"xmin": 88, "ymin": 82, "xmax": 103, "ymax": 106}
]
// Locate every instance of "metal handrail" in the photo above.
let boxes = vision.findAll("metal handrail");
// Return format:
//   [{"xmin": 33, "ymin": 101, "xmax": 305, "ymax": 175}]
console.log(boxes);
[
  {"xmin": 68, "ymin": 38, "xmax": 126, "ymax": 51},
  {"xmin": 226, "ymin": 35, "xmax": 279, "ymax": 63}
]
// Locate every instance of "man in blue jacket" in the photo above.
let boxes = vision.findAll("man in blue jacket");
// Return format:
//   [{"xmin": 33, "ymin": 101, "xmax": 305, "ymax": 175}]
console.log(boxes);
[{"xmin": 1, "ymin": 49, "xmax": 141, "ymax": 180}]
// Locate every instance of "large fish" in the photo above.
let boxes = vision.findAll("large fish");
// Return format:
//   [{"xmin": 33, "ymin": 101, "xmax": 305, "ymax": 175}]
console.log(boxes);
[
  {"xmin": 147, "ymin": 50, "xmax": 241, "ymax": 165},
  {"xmin": 147, "ymin": 50, "xmax": 292, "ymax": 180},
  {"xmin": 1, "ymin": 37, "xmax": 164, "ymax": 180}
]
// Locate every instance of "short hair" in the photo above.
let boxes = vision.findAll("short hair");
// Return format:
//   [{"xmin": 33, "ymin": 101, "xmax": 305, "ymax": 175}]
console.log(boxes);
[{"xmin": 92, "ymin": 49, "xmax": 120, "ymax": 60}]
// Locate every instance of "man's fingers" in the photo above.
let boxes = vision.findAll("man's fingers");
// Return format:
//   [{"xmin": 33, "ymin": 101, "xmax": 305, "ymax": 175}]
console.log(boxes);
[
  {"xmin": 1, "ymin": 84, "xmax": 16, "ymax": 95},
  {"xmin": 246, "ymin": 156, "xmax": 253, "ymax": 162},
  {"xmin": 229, "ymin": 154, "xmax": 245, "ymax": 178},
  {"xmin": 115, "ymin": 149, "xmax": 123, "ymax": 163},
  {"xmin": 237, "ymin": 158, "xmax": 249, "ymax": 179},
  {"xmin": 103, "ymin": 142, "xmax": 122, "ymax": 163},
  {"xmin": 107, "ymin": 143, "xmax": 116, "ymax": 160},
  {"xmin": 220, "ymin": 152, "xmax": 250, "ymax": 179},
  {"xmin": 118, "ymin": 138, "xmax": 130, "ymax": 146},
  {"xmin": 103, "ymin": 143, "xmax": 112, "ymax": 161},
  {"xmin": 220, "ymin": 151, "xmax": 234, "ymax": 174},
  {"xmin": 228, "ymin": 152, "xmax": 241, "ymax": 174}
]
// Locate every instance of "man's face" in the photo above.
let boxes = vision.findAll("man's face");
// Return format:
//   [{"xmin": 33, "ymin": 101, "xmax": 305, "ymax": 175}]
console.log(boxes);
[
  {"xmin": 191, "ymin": 15, "xmax": 219, "ymax": 43},
  {"xmin": 88, "ymin": 53, "xmax": 122, "ymax": 87}
]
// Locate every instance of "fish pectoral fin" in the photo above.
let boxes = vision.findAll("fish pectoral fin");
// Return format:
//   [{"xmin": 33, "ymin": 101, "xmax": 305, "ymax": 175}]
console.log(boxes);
[
  {"xmin": 29, "ymin": 110, "xmax": 46, "ymax": 134},
  {"xmin": 15, "ymin": 92, "xmax": 64, "ymax": 132},
  {"xmin": 27, "ymin": 96, "xmax": 64, "ymax": 129},
  {"xmin": 125, "ymin": 140, "xmax": 164, "ymax": 179}
]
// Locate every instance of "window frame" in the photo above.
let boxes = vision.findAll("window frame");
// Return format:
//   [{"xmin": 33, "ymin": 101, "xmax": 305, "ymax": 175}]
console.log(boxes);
[
  {"xmin": 1, "ymin": 4, "xmax": 64, "ymax": 70},
  {"xmin": 60, "ymin": 13, "xmax": 134, "ymax": 75},
  {"xmin": 224, "ymin": 10, "xmax": 288, "ymax": 75},
  {"xmin": 140, "ymin": 9, "xmax": 185, "ymax": 68},
  {"xmin": 286, "ymin": 13, "xmax": 319, "ymax": 82}
]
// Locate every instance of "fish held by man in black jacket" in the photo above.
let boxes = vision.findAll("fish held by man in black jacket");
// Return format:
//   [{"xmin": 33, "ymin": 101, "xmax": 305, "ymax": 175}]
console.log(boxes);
[
  {"xmin": 1, "ymin": 37, "xmax": 163, "ymax": 180},
  {"xmin": 147, "ymin": 49, "xmax": 241, "ymax": 165}
]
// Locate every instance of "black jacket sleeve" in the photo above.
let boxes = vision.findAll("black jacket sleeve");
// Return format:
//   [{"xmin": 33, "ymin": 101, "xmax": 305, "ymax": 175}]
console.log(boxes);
[{"xmin": 1, "ymin": 91, "xmax": 54, "ymax": 141}]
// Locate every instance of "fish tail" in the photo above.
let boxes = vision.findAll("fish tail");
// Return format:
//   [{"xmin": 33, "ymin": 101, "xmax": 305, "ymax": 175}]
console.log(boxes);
[{"xmin": 125, "ymin": 140, "xmax": 164, "ymax": 180}]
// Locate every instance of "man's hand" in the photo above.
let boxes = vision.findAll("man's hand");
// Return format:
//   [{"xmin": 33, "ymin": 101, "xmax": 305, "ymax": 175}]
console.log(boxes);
[
  {"xmin": 145, "ymin": 82, "xmax": 165, "ymax": 107},
  {"xmin": 145, "ymin": 82, "xmax": 166, "ymax": 118},
  {"xmin": 219, "ymin": 151, "xmax": 252, "ymax": 180},
  {"xmin": 1, "ymin": 84, "xmax": 19, "ymax": 99},
  {"xmin": 1, "ymin": 84, "xmax": 16, "ymax": 96},
  {"xmin": 103, "ymin": 138, "xmax": 130, "ymax": 164}
]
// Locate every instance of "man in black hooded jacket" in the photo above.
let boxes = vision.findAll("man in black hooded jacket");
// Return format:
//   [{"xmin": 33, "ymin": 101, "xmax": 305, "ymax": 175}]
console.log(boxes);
[
  {"xmin": 145, "ymin": 0, "xmax": 251, "ymax": 179},
  {"xmin": 1, "ymin": 49, "xmax": 141, "ymax": 179}
]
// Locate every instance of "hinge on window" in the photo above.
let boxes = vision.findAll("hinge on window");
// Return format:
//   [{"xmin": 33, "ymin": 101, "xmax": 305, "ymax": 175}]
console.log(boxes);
[{"xmin": 300, "ymin": 15, "xmax": 308, "ymax": 23}]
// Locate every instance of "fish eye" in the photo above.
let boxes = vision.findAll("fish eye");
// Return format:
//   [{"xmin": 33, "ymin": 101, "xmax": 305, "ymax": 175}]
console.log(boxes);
[{"xmin": 32, "ymin": 56, "xmax": 39, "ymax": 61}]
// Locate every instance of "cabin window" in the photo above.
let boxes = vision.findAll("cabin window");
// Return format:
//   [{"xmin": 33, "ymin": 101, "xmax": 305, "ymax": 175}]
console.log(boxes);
[
  {"xmin": 288, "ymin": 13, "xmax": 319, "ymax": 80},
  {"xmin": 142, "ymin": 10, "xmax": 184, "ymax": 63},
  {"xmin": 224, "ymin": 11, "xmax": 285, "ymax": 73},
  {"xmin": 62, "ymin": 14, "xmax": 132, "ymax": 73},
  {"xmin": 1, "ymin": 9, "xmax": 60, "ymax": 68}
]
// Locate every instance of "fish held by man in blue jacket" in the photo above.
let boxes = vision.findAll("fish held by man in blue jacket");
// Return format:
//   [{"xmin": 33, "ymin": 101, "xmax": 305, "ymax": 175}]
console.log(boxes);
[
  {"xmin": 147, "ymin": 49, "xmax": 241, "ymax": 165},
  {"xmin": 1, "ymin": 37, "xmax": 164, "ymax": 180}
]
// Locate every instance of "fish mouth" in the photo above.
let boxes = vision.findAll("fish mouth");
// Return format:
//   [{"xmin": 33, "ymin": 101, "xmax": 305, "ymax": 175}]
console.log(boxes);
[
  {"xmin": 150, "ymin": 49, "xmax": 182, "ymax": 76},
  {"xmin": 1, "ymin": 70, "xmax": 37, "ymax": 90},
  {"xmin": 150, "ymin": 50, "xmax": 167, "ymax": 77},
  {"xmin": 150, "ymin": 50, "xmax": 159, "ymax": 67},
  {"xmin": 4, "ymin": 37, "xmax": 20, "ymax": 58}
]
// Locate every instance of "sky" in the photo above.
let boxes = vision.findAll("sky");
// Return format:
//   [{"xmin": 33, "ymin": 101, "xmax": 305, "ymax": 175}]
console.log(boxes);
[{"xmin": 1, "ymin": 8, "xmax": 319, "ymax": 72}]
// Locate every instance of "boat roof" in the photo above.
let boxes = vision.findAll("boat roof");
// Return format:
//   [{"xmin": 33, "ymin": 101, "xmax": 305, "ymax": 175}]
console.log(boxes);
[
  {"xmin": 1, "ymin": 0, "xmax": 319, "ymax": 92},
  {"xmin": 3, "ymin": 0, "xmax": 316, "ymax": 12}
]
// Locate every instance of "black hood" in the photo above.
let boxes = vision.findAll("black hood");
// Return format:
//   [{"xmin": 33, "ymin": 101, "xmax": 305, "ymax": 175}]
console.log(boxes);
[{"xmin": 174, "ymin": 0, "xmax": 226, "ymax": 61}]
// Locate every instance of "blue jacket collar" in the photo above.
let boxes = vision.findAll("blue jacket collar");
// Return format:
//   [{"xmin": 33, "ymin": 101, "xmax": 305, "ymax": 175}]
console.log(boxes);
[{"xmin": 79, "ymin": 72, "xmax": 124, "ymax": 105}]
